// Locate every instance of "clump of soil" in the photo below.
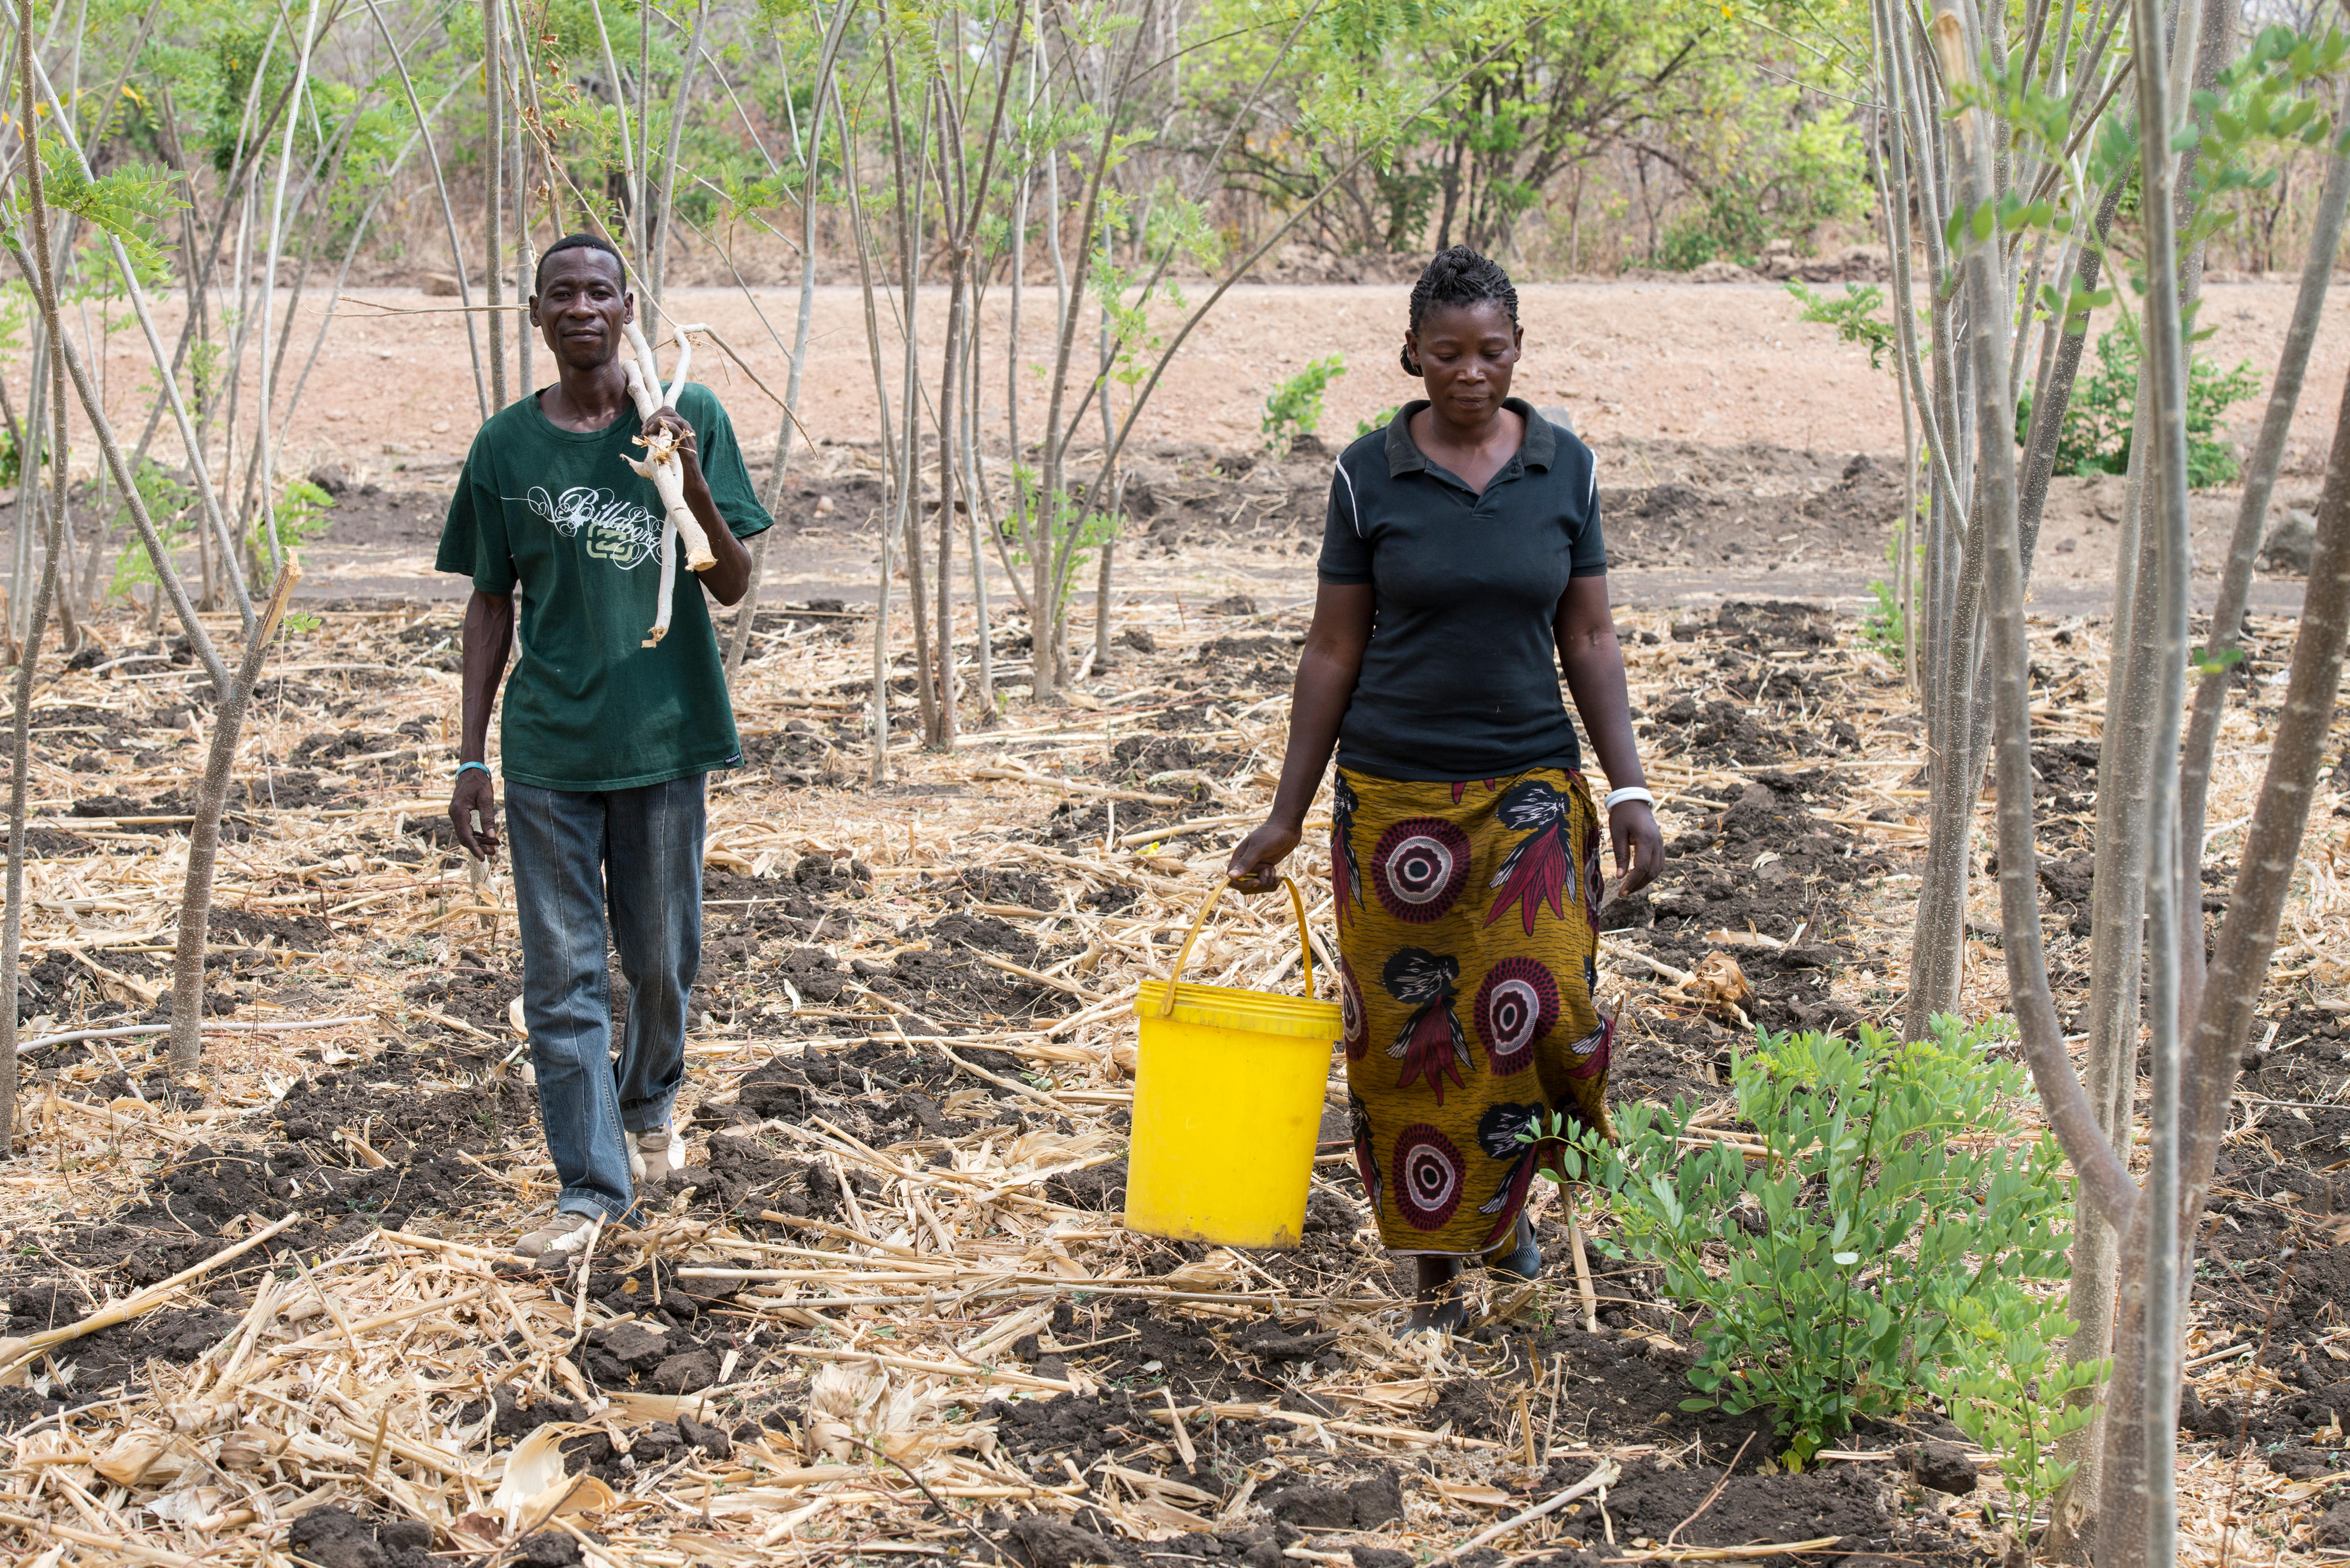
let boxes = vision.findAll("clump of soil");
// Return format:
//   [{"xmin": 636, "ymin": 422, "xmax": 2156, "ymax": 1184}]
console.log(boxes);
[
  {"xmin": 703, "ymin": 854, "xmax": 872, "ymax": 938},
  {"xmin": 208, "ymin": 906, "xmax": 337, "ymax": 951},
  {"xmin": 1602, "ymin": 445, "xmax": 1905, "ymax": 575},
  {"xmin": 1641, "ymin": 771, "xmax": 1887, "ymax": 961},
  {"xmin": 1106, "ymin": 731, "xmax": 1250, "ymax": 784},
  {"xmin": 1594, "ymin": 1458, "xmax": 1891, "ymax": 1552},
  {"xmin": 847, "ymin": 918, "xmax": 1080, "ymax": 1028},
  {"xmin": 402, "ymin": 963, "xmax": 521, "ymax": 1028},
  {"xmin": 924, "ymin": 864, "xmax": 1060, "ymax": 911}
]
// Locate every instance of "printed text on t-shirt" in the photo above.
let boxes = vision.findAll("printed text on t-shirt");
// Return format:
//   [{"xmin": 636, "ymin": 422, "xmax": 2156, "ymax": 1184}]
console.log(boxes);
[{"xmin": 522, "ymin": 486, "xmax": 662, "ymax": 570}]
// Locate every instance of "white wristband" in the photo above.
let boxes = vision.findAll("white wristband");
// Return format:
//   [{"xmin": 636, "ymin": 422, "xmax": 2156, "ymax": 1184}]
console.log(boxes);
[{"xmin": 1604, "ymin": 787, "xmax": 1654, "ymax": 811}]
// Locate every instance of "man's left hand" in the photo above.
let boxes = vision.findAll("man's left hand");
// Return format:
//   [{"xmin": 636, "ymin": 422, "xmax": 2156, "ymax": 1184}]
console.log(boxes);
[{"xmin": 645, "ymin": 405, "xmax": 704, "ymax": 489}]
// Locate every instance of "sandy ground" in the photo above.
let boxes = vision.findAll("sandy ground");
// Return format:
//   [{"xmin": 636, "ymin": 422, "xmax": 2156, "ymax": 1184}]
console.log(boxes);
[
  {"xmin": 27, "ymin": 279, "xmax": 2350, "ymax": 616},
  {"xmin": 68, "ymin": 280, "xmax": 2350, "ymax": 478}
]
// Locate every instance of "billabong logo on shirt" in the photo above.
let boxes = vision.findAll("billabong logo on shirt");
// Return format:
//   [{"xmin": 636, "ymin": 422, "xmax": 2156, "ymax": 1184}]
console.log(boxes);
[{"xmin": 523, "ymin": 486, "xmax": 663, "ymax": 570}]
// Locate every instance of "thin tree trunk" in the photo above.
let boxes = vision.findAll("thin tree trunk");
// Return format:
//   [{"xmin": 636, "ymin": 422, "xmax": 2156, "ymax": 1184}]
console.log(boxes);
[
  {"xmin": 9, "ymin": 328, "xmax": 42, "ymax": 647},
  {"xmin": 841, "ymin": 84, "xmax": 899, "ymax": 785},
  {"xmin": 2177, "ymin": 88, "xmax": 2349, "ymax": 941},
  {"xmin": 649, "ymin": 0, "xmax": 709, "ymax": 339},
  {"xmin": 12, "ymin": 298, "xmax": 226, "ymax": 698},
  {"xmin": 2176, "ymin": 350, "xmax": 2350, "ymax": 1422},
  {"xmin": 361, "ymin": 0, "xmax": 487, "ymax": 422},
  {"xmin": 2100, "ymin": 0, "xmax": 2200, "ymax": 1553},
  {"xmin": 1035, "ymin": 138, "xmax": 1072, "ymax": 698},
  {"xmin": 585, "ymin": 0, "xmax": 640, "ymax": 264},
  {"xmin": 0, "ymin": 474, "xmax": 62, "ymax": 1160},
  {"xmin": 936, "ymin": 216, "xmax": 967, "ymax": 744},
  {"xmin": 883, "ymin": 51, "xmax": 936, "ymax": 746},
  {"xmin": 512, "ymin": 0, "xmax": 531, "ymax": 397},
  {"xmin": 728, "ymin": 0, "xmax": 852, "ymax": 681},
  {"xmin": 638, "ymin": 0, "xmax": 652, "ymax": 281},
  {"xmin": 484, "ymin": 0, "xmax": 505, "ymax": 412},
  {"xmin": 2044, "ymin": 398, "xmax": 2154, "ymax": 1550},
  {"xmin": 963, "ymin": 308, "xmax": 995, "ymax": 708},
  {"xmin": 166, "ymin": 564, "xmax": 300, "ymax": 1075},
  {"xmin": 928, "ymin": 21, "xmax": 1017, "ymax": 740}
]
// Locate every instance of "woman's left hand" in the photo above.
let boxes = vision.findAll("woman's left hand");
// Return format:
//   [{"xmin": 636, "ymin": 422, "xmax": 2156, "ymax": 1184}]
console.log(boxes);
[{"xmin": 1608, "ymin": 800, "xmax": 1664, "ymax": 898}]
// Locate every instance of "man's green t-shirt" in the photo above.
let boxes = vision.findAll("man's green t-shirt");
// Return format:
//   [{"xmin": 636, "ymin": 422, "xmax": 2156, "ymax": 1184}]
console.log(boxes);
[{"xmin": 435, "ymin": 382, "xmax": 773, "ymax": 792}]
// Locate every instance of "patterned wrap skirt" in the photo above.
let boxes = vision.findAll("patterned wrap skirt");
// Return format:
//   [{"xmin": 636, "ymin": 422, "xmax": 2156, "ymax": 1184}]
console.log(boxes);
[{"xmin": 1332, "ymin": 765, "xmax": 1614, "ymax": 1256}]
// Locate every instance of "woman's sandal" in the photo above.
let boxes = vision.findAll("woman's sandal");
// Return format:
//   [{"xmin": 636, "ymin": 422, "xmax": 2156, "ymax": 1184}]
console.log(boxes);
[{"xmin": 1483, "ymin": 1213, "xmax": 1542, "ymax": 1282}]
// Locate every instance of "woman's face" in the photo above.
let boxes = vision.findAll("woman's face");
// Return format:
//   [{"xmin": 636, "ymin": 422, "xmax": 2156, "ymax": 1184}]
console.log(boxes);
[{"xmin": 1407, "ymin": 300, "xmax": 1522, "ymax": 425}]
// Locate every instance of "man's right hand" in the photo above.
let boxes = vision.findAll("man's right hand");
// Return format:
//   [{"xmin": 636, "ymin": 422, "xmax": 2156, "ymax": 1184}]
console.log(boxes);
[{"xmin": 451, "ymin": 768, "xmax": 500, "ymax": 861}]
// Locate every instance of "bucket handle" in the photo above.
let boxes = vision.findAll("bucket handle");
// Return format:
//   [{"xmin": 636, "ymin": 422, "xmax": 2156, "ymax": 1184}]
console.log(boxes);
[{"xmin": 1154, "ymin": 874, "xmax": 1315, "ymax": 1018}]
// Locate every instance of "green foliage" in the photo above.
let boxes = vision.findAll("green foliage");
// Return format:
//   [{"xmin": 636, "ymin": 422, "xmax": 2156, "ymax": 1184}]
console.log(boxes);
[
  {"xmin": 1927, "ymin": 1294, "xmax": 2107, "ymax": 1546},
  {"xmin": 249, "ymin": 478, "xmax": 337, "ymax": 568},
  {"xmin": 1659, "ymin": 176, "xmax": 1778, "ymax": 271},
  {"xmin": 1541, "ymin": 1016, "xmax": 2077, "ymax": 1471},
  {"xmin": 1858, "ymin": 577, "xmax": 1905, "ymax": 667},
  {"xmin": 108, "ymin": 460, "xmax": 197, "ymax": 603},
  {"xmin": 1785, "ymin": 282, "xmax": 1898, "ymax": 372},
  {"xmin": 1357, "ymin": 405, "xmax": 1400, "ymax": 438},
  {"xmin": 999, "ymin": 466, "xmax": 1122, "ymax": 615},
  {"xmin": 1263, "ymin": 356, "xmax": 1346, "ymax": 454},
  {"xmin": 24, "ymin": 137, "xmax": 181, "ymax": 279},
  {"xmin": 1659, "ymin": 117, "xmax": 1866, "ymax": 270},
  {"xmin": 1190, "ymin": 0, "xmax": 1866, "ymax": 260},
  {"xmin": 2013, "ymin": 313, "xmax": 2263, "ymax": 486}
]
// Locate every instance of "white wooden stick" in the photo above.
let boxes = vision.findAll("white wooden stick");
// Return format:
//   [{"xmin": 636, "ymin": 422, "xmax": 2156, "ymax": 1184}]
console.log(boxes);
[
  {"xmin": 619, "ymin": 317, "xmax": 717, "ymax": 600},
  {"xmin": 1441, "ymin": 1458, "xmax": 1620, "ymax": 1562}
]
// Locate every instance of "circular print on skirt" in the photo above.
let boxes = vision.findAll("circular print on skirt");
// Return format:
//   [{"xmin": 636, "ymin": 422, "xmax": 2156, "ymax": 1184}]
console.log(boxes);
[
  {"xmin": 1339, "ymin": 956, "xmax": 1369, "ymax": 1061},
  {"xmin": 1473, "ymin": 957, "xmax": 1557, "ymax": 1075},
  {"xmin": 1392, "ymin": 1124, "xmax": 1466, "ymax": 1230},
  {"xmin": 1372, "ymin": 818, "xmax": 1473, "ymax": 922}
]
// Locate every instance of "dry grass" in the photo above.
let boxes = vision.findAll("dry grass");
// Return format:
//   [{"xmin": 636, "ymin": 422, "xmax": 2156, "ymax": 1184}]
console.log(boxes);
[{"xmin": 0, "ymin": 577, "xmax": 2343, "ymax": 1567}]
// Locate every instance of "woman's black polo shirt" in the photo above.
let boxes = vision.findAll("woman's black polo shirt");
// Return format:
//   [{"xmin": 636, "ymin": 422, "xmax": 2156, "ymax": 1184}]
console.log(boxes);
[{"xmin": 1317, "ymin": 398, "xmax": 1607, "ymax": 782}]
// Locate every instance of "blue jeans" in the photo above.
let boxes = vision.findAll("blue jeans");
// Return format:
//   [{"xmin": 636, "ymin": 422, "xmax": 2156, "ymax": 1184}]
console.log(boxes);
[{"xmin": 505, "ymin": 773, "xmax": 706, "ymax": 1223}]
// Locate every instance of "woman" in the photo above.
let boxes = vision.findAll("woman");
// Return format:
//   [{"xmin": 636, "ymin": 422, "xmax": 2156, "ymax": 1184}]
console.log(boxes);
[{"xmin": 1228, "ymin": 246, "xmax": 1662, "ymax": 1331}]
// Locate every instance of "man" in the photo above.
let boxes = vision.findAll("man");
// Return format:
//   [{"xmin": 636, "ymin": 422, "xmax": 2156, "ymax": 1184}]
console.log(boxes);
[{"xmin": 438, "ymin": 232, "xmax": 771, "ymax": 1265}]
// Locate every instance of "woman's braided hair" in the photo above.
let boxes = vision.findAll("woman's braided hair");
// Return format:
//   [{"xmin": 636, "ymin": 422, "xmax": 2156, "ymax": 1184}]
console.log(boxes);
[{"xmin": 1401, "ymin": 244, "xmax": 1519, "ymax": 376}]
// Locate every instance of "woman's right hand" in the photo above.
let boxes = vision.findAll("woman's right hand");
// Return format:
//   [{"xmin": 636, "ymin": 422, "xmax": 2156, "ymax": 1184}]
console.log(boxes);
[{"xmin": 1227, "ymin": 818, "xmax": 1301, "ymax": 894}]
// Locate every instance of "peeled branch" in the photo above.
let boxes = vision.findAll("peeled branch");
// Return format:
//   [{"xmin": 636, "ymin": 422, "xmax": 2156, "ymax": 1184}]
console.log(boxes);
[{"xmin": 620, "ymin": 318, "xmax": 716, "ymax": 648}]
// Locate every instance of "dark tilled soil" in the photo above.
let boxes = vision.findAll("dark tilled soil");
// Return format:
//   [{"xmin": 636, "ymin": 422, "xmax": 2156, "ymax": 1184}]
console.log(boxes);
[{"xmin": 14, "ymin": 584, "xmax": 2350, "ymax": 1566}]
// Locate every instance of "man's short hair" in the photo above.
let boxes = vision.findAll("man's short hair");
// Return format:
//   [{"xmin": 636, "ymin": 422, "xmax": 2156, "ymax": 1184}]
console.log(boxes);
[{"xmin": 535, "ymin": 232, "xmax": 628, "ymax": 293}]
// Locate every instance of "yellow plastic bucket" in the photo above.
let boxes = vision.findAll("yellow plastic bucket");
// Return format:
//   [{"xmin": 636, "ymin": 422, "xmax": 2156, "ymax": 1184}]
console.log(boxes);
[{"xmin": 1126, "ymin": 877, "xmax": 1342, "ymax": 1250}]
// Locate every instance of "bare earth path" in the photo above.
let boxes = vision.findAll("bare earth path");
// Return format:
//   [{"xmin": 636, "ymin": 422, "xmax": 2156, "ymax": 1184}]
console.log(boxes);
[{"xmin": 25, "ymin": 278, "xmax": 2350, "ymax": 612}]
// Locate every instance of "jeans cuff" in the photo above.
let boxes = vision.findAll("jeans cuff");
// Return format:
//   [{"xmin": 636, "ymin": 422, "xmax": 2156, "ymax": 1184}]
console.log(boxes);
[
  {"xmin": 620, "ymin": 1099, "xmax": 679, "ymax": 1136},
  {"xmin": 559, "ymin": 1191, "xmax": 632, "ymax": 1224}
]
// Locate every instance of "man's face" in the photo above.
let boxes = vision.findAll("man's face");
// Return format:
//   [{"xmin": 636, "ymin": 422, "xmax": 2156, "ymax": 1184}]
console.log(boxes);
[{"xmin": 530, "ymin": 248, "xmax": 632, "ymax": 371}]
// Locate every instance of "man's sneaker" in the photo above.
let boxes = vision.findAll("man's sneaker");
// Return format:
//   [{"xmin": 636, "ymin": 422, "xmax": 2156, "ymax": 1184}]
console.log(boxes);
[
  {"xmin": 513, "ymin": 1210, "xmax": 601, "ymax": 1267},
  {"xmin": 628, "ymin": 1124, "xmax": 686, "ymax": 1184}
]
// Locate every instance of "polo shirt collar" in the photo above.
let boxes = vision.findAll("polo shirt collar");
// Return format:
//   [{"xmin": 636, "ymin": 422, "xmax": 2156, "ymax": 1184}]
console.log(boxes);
[{"xmin": 1384, "ymin": 396, "xmax": 1554, "ymax": 478}]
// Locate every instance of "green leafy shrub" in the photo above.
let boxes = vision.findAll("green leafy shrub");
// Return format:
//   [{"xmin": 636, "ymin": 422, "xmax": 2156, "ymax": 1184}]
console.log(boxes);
[
  {"xmin": 1928, "ymin": 1285, "xmax": 2107, "ymax": 1547},
  {"xmin": 1547, "ymin": 1016, "xmax": 2083, "ymax": 1474},
  {"xmin": 108, "ymin": 459, "xmax": 198, "ymax": 605},
  {"xmin": 244, "ymin": 478, "xmax": 338, "ymax": 583},
  {"xmin": 1785, "ymin": 281, "xmax": 1899, "ymax": 371},
  {"xmin": 1858, "ymin": 577, "xmax": 1906, "ymax": 667},
  {"xmin": 1356, "ymin": 405, "xmax": 1399, "ymax": 439},
  {"xmin": 2015, "ymin": 313, "xmax": 2264, "ymax": 486},
  {"xmin": 1262, "ymin": 355, "xmax": 1345, "ymax": 455}
]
